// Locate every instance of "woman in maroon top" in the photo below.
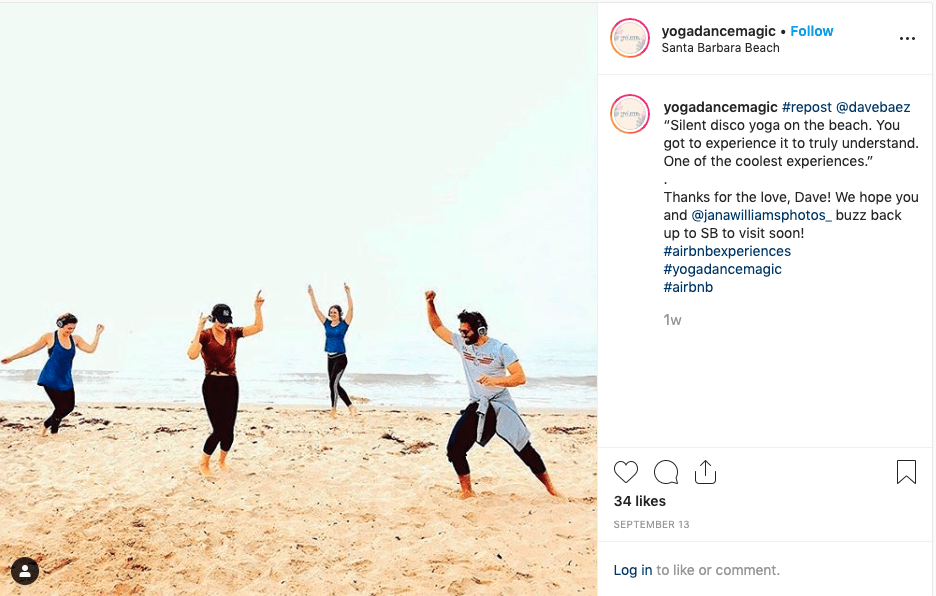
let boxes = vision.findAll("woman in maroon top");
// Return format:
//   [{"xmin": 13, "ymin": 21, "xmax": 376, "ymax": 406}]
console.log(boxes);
[{"xmin": 187, "ymin": 291, "xmax": 265, "ymax": 477}]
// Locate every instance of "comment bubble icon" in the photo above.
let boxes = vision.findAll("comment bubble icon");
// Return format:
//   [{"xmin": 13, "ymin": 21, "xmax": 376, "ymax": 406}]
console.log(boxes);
[{"xmin": 654, "ymin": 460, "xmax": 678, "ymax": 484}]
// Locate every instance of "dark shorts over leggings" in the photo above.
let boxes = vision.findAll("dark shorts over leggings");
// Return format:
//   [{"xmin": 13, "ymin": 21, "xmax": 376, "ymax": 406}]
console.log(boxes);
[{"xmin": 446, "ymin": 402, "xmax": 546, "ymax": 477}]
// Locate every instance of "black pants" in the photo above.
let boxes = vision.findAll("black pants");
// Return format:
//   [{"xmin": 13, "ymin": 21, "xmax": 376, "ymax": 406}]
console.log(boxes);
[
  {"xmin": 327, "ymin": 354, "xmax": 351, "ymax": 408},
  {"xmin": 202, "ymin": 375, "xmax": 239, "ymax": 455},
  {"xmin": 43, "ymin": 387, "xmax": 75, "ymax": 434},
  {"xmin": 446, "ymin": 402, "xmax": 547, "ymax": 477}
]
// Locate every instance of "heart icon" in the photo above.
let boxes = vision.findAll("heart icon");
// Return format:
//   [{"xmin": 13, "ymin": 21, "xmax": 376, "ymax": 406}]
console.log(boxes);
[{"xmin": 613, "ymin": 461, "xmax": 638, "ymax": 483}]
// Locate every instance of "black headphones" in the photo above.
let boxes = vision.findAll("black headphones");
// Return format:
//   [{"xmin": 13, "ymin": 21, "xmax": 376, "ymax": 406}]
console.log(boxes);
[
  {"xmin": 471, "ymin": 313, "xmax": 488, "ymax": 336},
  {"xmin": 459, "ymin": 311, "xmax": 488, "ymax": 336},
  {"xmin": 56, "ymin": 313, "xmax": 77, "ymax": 328}
]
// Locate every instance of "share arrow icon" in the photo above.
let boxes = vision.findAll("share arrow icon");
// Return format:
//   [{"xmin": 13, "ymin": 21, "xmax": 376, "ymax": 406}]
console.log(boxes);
[{"xmin": 695, "ymin": 460, "xmax": 716, "ymax": 484}]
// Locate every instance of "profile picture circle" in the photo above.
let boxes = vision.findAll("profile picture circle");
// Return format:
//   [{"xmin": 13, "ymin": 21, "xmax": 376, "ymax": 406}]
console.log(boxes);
[
  {"xmin": 11, "ymin": 557, "xmax": 39, "ymax": 586},
  {"xmin": 610, "ymin": 95, "xmax": 650, "ymax": 134},
  {"xmin": 611, "ymin": 18, "xmax": 650, "ymax": 57}
]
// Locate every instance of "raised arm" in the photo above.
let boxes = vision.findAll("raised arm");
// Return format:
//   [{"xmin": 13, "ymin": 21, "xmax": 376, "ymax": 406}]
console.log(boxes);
[
  {"xmin": 425, "ymin": 290, "xmax": 453, "ymax": 345},
  {"xmin": 187, "ymin": 313, "xmax": 209, "ymax": 359},
  {"xmin": 479, "ymin": 361, "xmax": 526, "ymax": 388},
  {"xmin": 242, "ymin": 291, "xmax": 265, "ymax": 337},
  {"xmin": 307, "ymin": 285, "xmax": 326, "ymax": 323},
  {"xmin": 75, "ymin": 324, "xmax": 105, "ymax": 353},
  {"xmin": 2, "ymin": 333, "xmax": 53, "ymax": 364},
  {"xmin": 343, "ymin": 283, "xmax": 354, "ymax": 324}
]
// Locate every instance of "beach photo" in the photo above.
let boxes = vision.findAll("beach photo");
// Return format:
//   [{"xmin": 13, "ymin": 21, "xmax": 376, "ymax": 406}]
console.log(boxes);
[{"xmin": 0, "ymin": 4, "xmax": 597, "ymax": 594}]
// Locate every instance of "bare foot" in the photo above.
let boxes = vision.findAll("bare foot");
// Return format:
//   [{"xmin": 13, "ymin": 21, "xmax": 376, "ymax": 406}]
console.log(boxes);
[
  {"xmin": 457, "ymin": 474, "xmax": 474, "ymax": 499},
  {"xmin": 218, "ymin": 451, "xmax": 229, "ymax": 472},
  {"xmin": 199, "ymin": 454, "xmax": 213, "ymax": 478},
  {"xmin": 330, "ymin": 407, "xmax": 338, "ymax": 419},
  {"xmin": 40, "ymin": 425, "xmax": 48, "ymax": 437},
  {"xmin": 536, "ymin": 472, "xmax": 562, "ymax": 497},
  {"xmin": 349, "ymin": 405, "xmax": 358, "ymax": 417}
]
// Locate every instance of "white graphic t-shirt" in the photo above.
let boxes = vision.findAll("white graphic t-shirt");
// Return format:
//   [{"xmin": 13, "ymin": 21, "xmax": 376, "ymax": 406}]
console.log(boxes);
[{"xmin": 451, "ymin": 333, "xmax": 519, "ymax": 402}]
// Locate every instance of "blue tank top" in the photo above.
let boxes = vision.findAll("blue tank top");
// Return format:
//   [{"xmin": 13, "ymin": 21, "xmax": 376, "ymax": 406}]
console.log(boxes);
[
  {"xmin": 323, "ymin": 320, "xmax": 349, "ymax": 353},
  {"xmin": 37, "ymin": 331, "xmax": 76, "ymax": 391}
]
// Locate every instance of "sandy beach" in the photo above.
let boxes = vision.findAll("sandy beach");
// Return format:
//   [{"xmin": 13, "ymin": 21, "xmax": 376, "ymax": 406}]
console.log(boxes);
[{"xmin": 0, "ymin": 401, "xmax": 596, "ymax": 595}]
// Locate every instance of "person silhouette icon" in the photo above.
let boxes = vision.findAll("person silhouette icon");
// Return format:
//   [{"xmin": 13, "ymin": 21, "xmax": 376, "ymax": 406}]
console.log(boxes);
[{"xmin": 11, "ymin": 557, "xmax": 39, "ymax": 585}]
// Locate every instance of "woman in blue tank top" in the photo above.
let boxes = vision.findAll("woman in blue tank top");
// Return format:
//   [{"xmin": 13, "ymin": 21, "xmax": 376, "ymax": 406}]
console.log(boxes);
[
  {"xmin": 307, "ymin": 283, "xmax": 358, "ymax": 419},
  {"xmin": 2, "ymin": 313, "xmax": 105, "ymax": 436}
]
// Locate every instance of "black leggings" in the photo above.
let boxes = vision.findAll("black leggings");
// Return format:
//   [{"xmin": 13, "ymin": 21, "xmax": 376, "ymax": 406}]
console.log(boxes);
[
  {"xmin": 202, "ymin": 375, "xmax": 239, "ymax": 455},
  {"xmin": 327, "ymin": 354, "xmax": 351, "ymax": 408},
  {"xmin": 43, "ymin": 387, "xmax": 75, "ymax": 434},
  {"xmin": 446, "ymin": 402, "xmax": 546, "ymax": 477}
]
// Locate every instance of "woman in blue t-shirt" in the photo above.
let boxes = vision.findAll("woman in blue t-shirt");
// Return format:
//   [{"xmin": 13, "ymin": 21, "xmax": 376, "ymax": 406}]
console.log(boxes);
[
  {"xmin": 307, "ymin": 283, "xmax": 357, "ymax": 418},
  {"xmin": 2, "ymin": 313, "xmax": 104, "ymax": 436}
]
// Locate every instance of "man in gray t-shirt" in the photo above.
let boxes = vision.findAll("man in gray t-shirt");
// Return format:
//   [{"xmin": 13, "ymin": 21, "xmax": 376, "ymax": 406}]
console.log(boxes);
[{"xmin": 425, "ymin": 290, "xmax": 560, "ymax": 499}]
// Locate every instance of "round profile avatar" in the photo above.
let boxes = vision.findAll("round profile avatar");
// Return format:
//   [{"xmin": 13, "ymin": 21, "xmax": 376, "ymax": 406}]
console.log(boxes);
[
  {"xmin": 611, "ymin": 18, "xmax": 650, "ymax": 58},
  {"xmin": 610, "ymin": 94, "xmax": 650, "ymax": 134}
]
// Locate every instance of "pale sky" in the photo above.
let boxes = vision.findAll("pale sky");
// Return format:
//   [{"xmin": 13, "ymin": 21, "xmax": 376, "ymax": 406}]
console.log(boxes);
[{"xmin": 0, "ymin": 4, "xmax": 597, "ymax": 373}]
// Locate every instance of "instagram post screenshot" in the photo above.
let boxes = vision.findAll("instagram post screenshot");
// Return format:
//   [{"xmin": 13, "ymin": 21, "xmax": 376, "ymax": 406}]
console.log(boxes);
[
  {"xmin": 599, "ymin": 2, "xmax": 932, "ymax": 595},
  {"xmin": 0, "ymin": 3, "xmax": 597, "ymax": 594},
  {"xmin": 0, "ymin": 1, "xmax": 932, "ymax": 595}
]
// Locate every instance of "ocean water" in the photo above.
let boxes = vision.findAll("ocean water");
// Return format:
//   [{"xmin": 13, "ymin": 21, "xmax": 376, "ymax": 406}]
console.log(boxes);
[{"xmin": 0, "ymin": 332, "xmax": 596, "ymax": 410}]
